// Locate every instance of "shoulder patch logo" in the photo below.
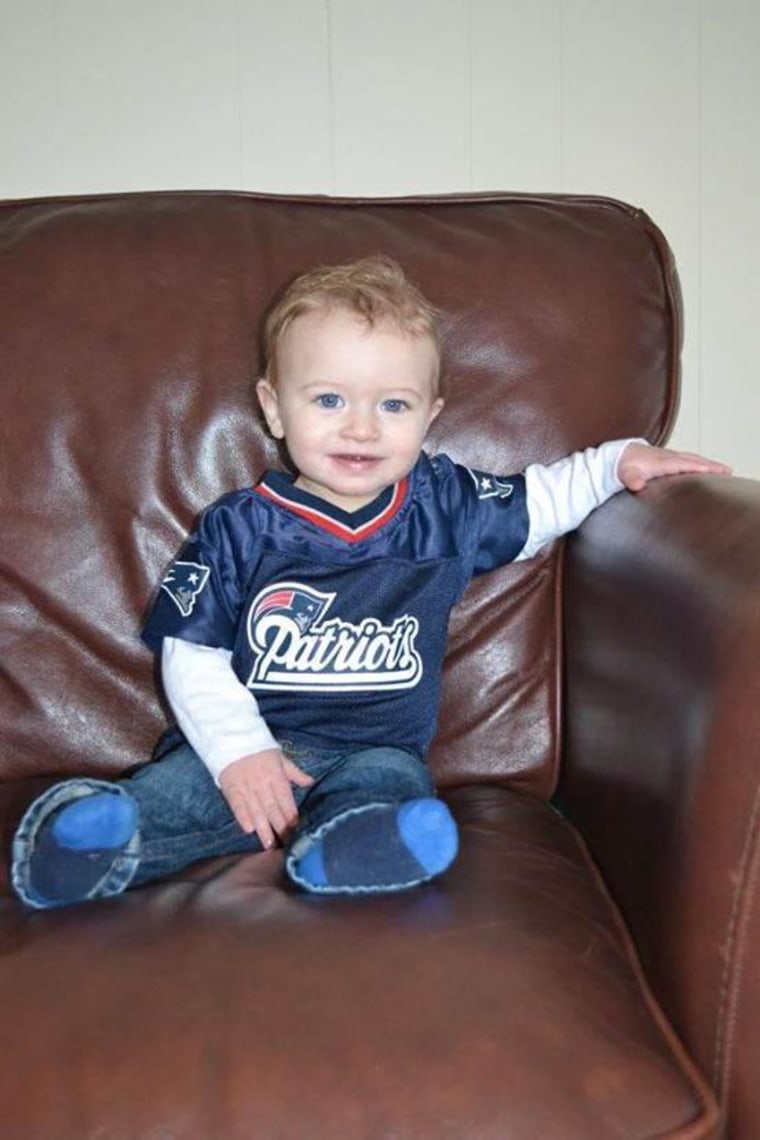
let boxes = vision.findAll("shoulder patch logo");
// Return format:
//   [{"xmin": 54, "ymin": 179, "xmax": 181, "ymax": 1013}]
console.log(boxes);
[
  {"xmin": 161, "ymin": 561, "xmax": 210, "ymax": 617},
  {"xmin": 469, "ymin": 470, "xmax": 514, "ymax": 501}
]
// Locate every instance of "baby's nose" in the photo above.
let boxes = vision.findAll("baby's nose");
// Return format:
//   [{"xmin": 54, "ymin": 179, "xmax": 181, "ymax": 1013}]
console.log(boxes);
[{"xmin": 343, "ymin": 408, "xmax": 380, "ymax": 440}]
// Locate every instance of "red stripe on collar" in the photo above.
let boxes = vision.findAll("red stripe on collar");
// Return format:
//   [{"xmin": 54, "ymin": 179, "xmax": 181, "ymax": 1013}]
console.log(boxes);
[{"xmin": 255, "ymin": 478, "xmax": 408, "ymax": 544}]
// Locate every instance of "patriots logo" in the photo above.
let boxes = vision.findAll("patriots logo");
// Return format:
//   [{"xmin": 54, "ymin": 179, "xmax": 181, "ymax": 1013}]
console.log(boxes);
[
  {"xmin": 161, "ymin": 561, "xmax": 210, "ymax": 617},
  {"xmin": 249, "ymin": 582, "xmax": 333, "ymax": 634},
  {"xmin": 470, "ymin": 471, "xmax": 514, "ymax": 501},
  {"xmin": 246, "ymin": 581, "xmax": 422, "ymax": 692}
]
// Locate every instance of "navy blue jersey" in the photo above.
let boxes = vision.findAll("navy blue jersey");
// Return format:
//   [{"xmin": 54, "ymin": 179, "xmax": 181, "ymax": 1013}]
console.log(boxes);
[{"xmin": 142, "ymin": 452, "xmax": 529, "ymax": 758}]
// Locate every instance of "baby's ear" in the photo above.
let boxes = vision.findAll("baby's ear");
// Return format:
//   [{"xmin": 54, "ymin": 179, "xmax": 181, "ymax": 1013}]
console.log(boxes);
[
  {"xmin": 427, "ymin": 396, "xmax": 445, "ymax": 429},
  {"xmin": 255, "ymin": 378, "xmax": 284, "ymax": 439}
]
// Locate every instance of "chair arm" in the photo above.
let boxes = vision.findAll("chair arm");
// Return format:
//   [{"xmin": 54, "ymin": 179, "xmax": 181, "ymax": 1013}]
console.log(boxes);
[{"xmin": 560, "ymin": 474, "xmax": 760, "ymax": 1136}]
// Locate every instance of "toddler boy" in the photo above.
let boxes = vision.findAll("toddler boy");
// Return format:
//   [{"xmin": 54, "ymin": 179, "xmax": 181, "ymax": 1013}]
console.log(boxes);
[{"xmin": 11, "ymin": 256, "xmax": 730, "ymax": 908}]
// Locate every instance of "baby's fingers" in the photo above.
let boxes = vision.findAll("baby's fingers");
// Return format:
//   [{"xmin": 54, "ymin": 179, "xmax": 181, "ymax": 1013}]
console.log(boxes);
[
  {"xmin": 249, "ymin": 805, "xmax": 277, "ymax": 850},
  {"xmin": 679, "ymin": 453, "xmax": 732, "ymax": 476},
  {"xmin": 223, "ymin": 785, "xmax": 259, "ymax": 836},
  {"xmin": 220, "ymin": 778, "xmax": 278, "ymax": 847},
  {"xmin": 284, "ymin": 759, "xmax": 316, "ymax": 788},
  {"xmin": 656, "ymin": 449, "xmax": 731, "ymax": 476}
]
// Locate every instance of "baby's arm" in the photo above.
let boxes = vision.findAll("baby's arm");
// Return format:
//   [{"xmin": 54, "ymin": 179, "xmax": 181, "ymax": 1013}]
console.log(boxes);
[
  {"xmin": 517, "ymin": 439, "xmax": 731, "ymax": 561},
  {"xmin": 161, "ymin": 638, "xmax": 313, "ymax": 848}
]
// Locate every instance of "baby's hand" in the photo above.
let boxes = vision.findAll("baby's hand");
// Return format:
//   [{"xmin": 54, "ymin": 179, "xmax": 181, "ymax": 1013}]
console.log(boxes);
[
  {"xmin": 219, "ymin": 748, "xmax": 314, "ymax": 849},
  {"xmin": 618, "ymin": 442, "xmax": 732, "ymax": 493}
]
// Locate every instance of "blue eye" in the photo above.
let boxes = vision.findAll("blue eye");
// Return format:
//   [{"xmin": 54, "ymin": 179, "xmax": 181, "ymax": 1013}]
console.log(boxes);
[
  {"xmin": 381, "ymin": 398, "xmax": 409, "ymax": 414},
  {"xmin": 316, "ymin": 393, "xmax": 344, "ymax": 409}
]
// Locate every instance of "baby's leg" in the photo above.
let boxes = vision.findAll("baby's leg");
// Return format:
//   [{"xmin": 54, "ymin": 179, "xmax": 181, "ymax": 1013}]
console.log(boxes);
[
  {"xmin": 124, "ymin": 743, "xmax": 265, "ymax": 887},
  {"xmin": 286, "ymin": 746, "xmax": 458, "ymax": 895},
  {"xmin": 12, "ymin": 779, "xmax": 140, "ymax": 908},
  {"xmin": 11, "ymin": 744, "xmax": 266, "ymax": 909}
]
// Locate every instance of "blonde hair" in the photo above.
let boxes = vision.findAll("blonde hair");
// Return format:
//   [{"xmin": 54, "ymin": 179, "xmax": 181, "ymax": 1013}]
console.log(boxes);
[{"xmin": 262, "ymin": 255, "xmax": 441, "ymax": 388}]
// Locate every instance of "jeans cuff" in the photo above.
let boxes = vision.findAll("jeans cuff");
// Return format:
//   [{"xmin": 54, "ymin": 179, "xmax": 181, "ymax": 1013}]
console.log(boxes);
[
  {"xmin": 12, "ymin": 778, "xmax": 141, "ymax": 909},
  {"xmin": 286, "ymin": 802, "xmax": 435, "ymax": 896}
]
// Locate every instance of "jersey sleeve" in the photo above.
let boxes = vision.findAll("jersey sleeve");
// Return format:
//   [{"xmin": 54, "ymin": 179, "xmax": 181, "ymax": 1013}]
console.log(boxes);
[
  {"xmin": 437, "ymin": 439, "xmax": 641, "ymax": 577},
  {"xmin": 430, "ymin": 455, "xmax": 531, "ymax": 576},
  {"xmin": 141, "ymin": 495, "xmax": 248, "ymax": 653},
  {"xmin": 463, "ymin": 468, "xmax": 531, "ymax": 575}
]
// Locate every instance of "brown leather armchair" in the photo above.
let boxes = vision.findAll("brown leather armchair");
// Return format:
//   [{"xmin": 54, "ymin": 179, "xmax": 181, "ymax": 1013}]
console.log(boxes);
[{"xmin": 1, "ymin": 190, "xmax": 757, "ymax": 1138}]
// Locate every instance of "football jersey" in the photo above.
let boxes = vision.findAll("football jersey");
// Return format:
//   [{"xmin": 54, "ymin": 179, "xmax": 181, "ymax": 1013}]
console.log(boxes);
[{"xmin": 142, "ymin": 451, "xmax": 530, "ymax": 757}]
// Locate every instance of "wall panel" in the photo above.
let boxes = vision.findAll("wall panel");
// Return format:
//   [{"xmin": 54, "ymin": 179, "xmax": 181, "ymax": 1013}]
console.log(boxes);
[
  {"xmin": 700, "ymin": 0, "xmax": 760, "ymax": 476},
  {"xmin": 238, "ymin": 0, "xmax": 332, "ymax": 193},
  {"xmin": 53, "ymin": 0, "xmax": 240, "ymax": 192},
  {"xmin": 561, "ymin": 0, "xmax": 701, "ymax": 453},
  {"xmin": 470, "ymin": 0, "xmax": 562, "ymax": 191},
  {"xmin": 0, "ymin": 2, "xmax": 60, "ymax": 196},
  {"xmin": 330, "ymin": 0, "xmax": 470, "ymax": 194}
]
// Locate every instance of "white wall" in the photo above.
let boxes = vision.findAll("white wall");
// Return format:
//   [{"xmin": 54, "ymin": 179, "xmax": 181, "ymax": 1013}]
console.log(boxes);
[{"xmin": 2, "ymin": 0, "xmax": 759, "ymax": 475}]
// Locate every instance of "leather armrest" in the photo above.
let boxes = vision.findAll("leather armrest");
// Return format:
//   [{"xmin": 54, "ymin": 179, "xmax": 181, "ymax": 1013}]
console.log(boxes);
[{"xmin": 560, "ymin": 474, "xmax": 760, "ymax": 1132}]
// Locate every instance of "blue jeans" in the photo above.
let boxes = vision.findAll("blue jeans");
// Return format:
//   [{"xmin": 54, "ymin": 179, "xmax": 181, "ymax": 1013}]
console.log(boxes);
[{"xmin": 12, "ymin": 742, "xmax": 434, "ymax": 905}]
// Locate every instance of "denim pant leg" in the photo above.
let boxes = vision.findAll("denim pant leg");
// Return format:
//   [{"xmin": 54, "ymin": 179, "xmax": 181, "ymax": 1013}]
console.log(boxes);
[
  {"xmin": 295, "ymin": 745, "xmax": 434, "ymax": 837},
  {"xmin": 286, "ymin": 745, "xmax": 434, "ymax": 885},
  {"xmin": 11, "ymin": 745, "xmax": 269, "ymax": 905},
  {"xmin": 125, "ymin": 743, "xmax": 269, "ymax": 887},
  {"xmin": 12, "ymin": 777, "xmax": 142, "ymax": 907}
]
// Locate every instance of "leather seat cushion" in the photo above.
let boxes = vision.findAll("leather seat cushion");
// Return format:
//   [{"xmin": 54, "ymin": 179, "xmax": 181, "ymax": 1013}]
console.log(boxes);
[{"xmin": 0, "ymin": 781, "xmax": 717, "ymax": 1139}]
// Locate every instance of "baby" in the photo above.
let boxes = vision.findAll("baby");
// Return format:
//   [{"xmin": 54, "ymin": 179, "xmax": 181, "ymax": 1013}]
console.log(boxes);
[{"xmin": 11, "ymin": 255, "xmax": 731, "ymax": 908}]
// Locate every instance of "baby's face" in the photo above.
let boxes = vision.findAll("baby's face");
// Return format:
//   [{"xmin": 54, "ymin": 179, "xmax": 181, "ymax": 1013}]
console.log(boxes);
[{"xmin": 257, "ymin": 307, "xmax": 443, "ymax": 512}]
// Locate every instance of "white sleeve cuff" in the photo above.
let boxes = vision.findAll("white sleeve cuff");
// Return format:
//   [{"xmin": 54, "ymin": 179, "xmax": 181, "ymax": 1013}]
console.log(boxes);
[
  {"xmin": 161, "ymin": 637, "xmax": 278, "ymax": 783},
  {"xmin": 516, "ymin": 438, "xmax": 645, "ymax": 561}
]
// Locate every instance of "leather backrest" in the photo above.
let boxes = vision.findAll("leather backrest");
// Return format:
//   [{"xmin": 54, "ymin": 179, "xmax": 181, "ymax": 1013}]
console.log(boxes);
[{"xmin": 0, "ymin": 191, "xmax": 679, "ymax": 796}]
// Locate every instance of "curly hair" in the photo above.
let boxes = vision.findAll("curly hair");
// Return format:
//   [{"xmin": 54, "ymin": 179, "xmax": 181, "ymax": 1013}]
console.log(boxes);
[{"xmin": 262, "ymin": 255, "xmax": 441, "ymax": 388}]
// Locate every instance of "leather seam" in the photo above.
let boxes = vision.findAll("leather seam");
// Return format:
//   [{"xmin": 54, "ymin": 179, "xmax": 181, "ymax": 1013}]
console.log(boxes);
[
  {"xmin": 550, "ymin": 539, "xmax": 566, "ymax": 798},
  {"xmin": 567, "ymin": 820, "xmax": 721, "ymax": 1138},
  {"xmin": 713, "ymin": 778, "xmax": 760, "ymax": 1103}
]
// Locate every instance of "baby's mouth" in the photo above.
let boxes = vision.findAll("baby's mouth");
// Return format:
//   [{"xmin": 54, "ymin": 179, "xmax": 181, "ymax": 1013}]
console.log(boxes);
[{"xmin": 330, "ymin": 454, "xmax": 381, "ymax": 470}]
